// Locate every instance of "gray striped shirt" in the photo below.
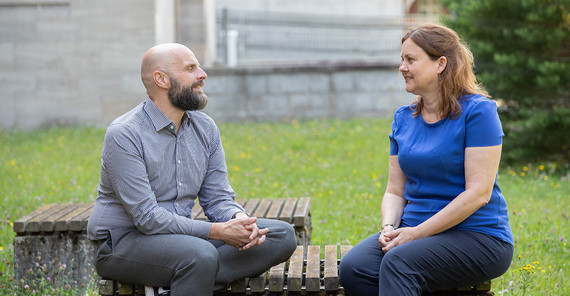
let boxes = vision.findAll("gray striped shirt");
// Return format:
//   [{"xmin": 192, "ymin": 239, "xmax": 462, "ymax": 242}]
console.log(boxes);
[{"xmin": 87, "ymin": 98, "xmax": 245, "ymax": 240}]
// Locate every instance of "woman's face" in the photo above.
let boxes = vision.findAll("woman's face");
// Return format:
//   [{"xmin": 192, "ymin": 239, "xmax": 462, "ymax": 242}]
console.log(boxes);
[{"xmin": 399, "ymin": 39, "xmax": 442, "ymax": 98}]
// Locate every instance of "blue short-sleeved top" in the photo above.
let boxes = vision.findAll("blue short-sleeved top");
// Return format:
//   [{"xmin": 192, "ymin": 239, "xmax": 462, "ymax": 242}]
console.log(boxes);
[{"xmin": 389, "ymin": 94, "xmax": 514, "ymax": 245}]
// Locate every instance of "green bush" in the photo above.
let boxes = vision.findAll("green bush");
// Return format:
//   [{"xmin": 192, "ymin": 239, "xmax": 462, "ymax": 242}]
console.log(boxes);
[{"xmin": 441, "ymin": 0, "xmax": 570, "ymax": 165}]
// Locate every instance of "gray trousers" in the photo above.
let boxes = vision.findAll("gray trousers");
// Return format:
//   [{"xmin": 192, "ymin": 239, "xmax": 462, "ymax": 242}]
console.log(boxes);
[{"xmin": 94, "ymin": 219, "xmax": 297, "ymax": 296}]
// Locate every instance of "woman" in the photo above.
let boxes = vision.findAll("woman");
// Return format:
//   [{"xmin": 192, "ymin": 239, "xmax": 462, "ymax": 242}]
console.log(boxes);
[{"xmin": 338, "ymin": 24, "xmax": 514, "ymax": 296}]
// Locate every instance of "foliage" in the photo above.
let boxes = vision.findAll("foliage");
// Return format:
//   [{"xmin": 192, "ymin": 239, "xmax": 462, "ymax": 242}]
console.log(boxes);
[
  {"xmin": 441, "ymin": 0, "xmax": 570, "ymax": 163},
  {"xmin": 1, "ymin": 121, "xmax": 569, "ymax": 295}
]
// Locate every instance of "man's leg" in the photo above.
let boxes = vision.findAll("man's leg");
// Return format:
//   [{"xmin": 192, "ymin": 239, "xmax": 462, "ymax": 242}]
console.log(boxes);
[
  {"xmin": 379, "ymin": 230, "xmax": 514, "ymax": 296},
  {"xmin": 95, "ymin": 227, "xmax": 219, "ymax": 296},
  {"xmin": 213, "ymin": 218, "xmax": 297, "ymax": 289}
]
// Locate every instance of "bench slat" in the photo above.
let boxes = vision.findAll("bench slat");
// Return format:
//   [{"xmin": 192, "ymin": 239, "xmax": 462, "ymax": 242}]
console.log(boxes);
[
  {"xmin": 71, "ymin": 205, "xmax": 93, "ymax": 232},
  {"xmin": 251, "ymin": 198, "xmax": 271, "ymax": 218},
  {"xmin": 278, "ymin": 198, "xmax": 297, "ymax": 223},
  {"xmin": 293, "ymin": 197, "xmax": 310, "ymax": 227},
  {"xmin": 248, "ymin": 271, "xmax": 267, "ymax": 293},
  {"xmin": 13, "ymin": 204, "xmax": 60, "ymax": 233},
  {"xmin": 265, "ymin": 198, "xmax": 284, "ymax": 220},
  {"xmin": 287, "ymin": 245, "xmax": 304, "ymax": 292},
  {"xmin": 340, "ymin": 245, "xmax": 352, "ymax": 258},
  {"xmin": 242, "ymin": 198, "xmax": 260, "ymax": 217},
  {"xmin": 268, "ymin": 261, "xmax": 285, "ymax": 292},
  {"xmin": 230, "ymin": 278, "xmax": 247, "ymax": 293},
  {"xmin": 324, "ymin": 245, "xmax": 339, "ymax": 292},
  {"xmin": 42, "ymin": 204, "xmax": 84, "ymax": 232},
  {"xmin": 55, "ymin": 204, "xmax": 92, "ymax": 231},
  {"xmin": 305, "ymin": 245, "xmax": 321, "ymax": 292},
  {"xmin": 28, "ymin": 204, "xmax": 75, "ymax": 233}
]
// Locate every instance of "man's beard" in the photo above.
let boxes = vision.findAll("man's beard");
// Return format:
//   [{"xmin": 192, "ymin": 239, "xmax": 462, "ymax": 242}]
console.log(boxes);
[{"xmin": 168, "ymin": 77, "xmax": 208, "ymax": 111}]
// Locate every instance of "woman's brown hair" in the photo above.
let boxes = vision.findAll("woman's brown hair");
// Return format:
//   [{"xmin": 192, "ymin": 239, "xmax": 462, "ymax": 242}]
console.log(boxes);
[{"xmin": 402, "ymin": 24, "xmax": 488, "ymax": 119}]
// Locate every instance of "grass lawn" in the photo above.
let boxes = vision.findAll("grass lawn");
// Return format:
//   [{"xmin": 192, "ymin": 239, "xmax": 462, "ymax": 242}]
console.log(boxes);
[{"xmin": 0, "ymin": 118, "xmax": 568, "ymax": 295}]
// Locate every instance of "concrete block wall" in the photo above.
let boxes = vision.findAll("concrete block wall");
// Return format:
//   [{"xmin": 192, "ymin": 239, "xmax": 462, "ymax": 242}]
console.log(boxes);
[
  {"xmin": 202, "ymin": 61, "xmax": 412, "ymax": 123},
  {"xmin": 0, "ymin": 0, "xmax": 155, "ymax": 130},
  {"xmin": 0, "ymin": 0, "xmax": 412, "ymax": 130}
]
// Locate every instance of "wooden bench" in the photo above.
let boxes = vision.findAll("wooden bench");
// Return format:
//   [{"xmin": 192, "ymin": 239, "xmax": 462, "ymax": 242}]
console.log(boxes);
[
  {"xmin": 99, "ymin": 244, "xmax": 351, "ymax": 296},
  {"xmin": 97, "ymin": 245, "xmax": 494, "ymax": 296},
  {"xmin": 13, "ymin": 197, "xmax": 494, "ymax": 296},
  {"xmin": 12, "ymin": 197, "xmax": 312, "ymax": 289}
]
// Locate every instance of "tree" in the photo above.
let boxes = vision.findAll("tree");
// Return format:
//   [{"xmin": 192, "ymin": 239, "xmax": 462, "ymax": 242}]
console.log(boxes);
[{"xmin": 441, "ymin": 0, "xmax": 570, "ymax": 165}]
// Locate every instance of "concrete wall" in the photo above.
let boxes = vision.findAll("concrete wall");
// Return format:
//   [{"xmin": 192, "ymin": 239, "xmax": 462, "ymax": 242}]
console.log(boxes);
[
  {"xmin": 0, "ymin": 0, "xmax": 412, "ymax": 130},
  {"xmin": 216, "ymin": 0, "xmax": 405, "ymax": 16},
  {"xmin": 0, "ymin": 0, "xmax": 155, "ymax": 130},
  {"xmin": 202, "ymin": 61, "xmax": 411, "ymax": 123}
]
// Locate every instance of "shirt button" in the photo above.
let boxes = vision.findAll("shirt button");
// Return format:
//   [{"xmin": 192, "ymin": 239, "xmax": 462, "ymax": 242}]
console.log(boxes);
[
  {"xmin": 177, "ymin": 160, "xmax": 181, "ymax": 164},
  {"xmin": 170, "ymin": 125, "xmax": 174, "ymax": 130},
  {"xmin": 178, "ymin": 182, "xmax": 182, "ymax": 186}
]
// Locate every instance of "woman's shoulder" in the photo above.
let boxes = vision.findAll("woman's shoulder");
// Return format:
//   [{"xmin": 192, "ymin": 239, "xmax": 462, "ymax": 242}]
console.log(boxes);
[{"xmin": 460, "ymin": 94, "xmax": 498, "ymax": 114}]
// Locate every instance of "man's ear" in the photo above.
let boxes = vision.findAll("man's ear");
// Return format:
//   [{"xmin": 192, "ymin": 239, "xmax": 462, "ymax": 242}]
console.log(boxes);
[
  {"xmin": 437, "ymin": 56, "xmax": 448, "ymax": 74},
  {"xmin": 153, "ymin": 71, "xmax": 169, "ymax": 89}
]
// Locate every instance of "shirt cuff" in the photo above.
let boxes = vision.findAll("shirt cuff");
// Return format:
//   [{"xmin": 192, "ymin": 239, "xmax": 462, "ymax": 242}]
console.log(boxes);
[{"xmin": 190, "ymin": 219, "xmax": 212, "ymax": 239}]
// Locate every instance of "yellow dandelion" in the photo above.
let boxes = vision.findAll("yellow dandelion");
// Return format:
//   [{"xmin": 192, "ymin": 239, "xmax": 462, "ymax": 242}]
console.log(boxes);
[
  {"xmin": 541, "ymin": 270, "xmax": 546, "ymax": 273},
  {"xmin": 0, "ymin": 246, "xmax": 4, "ymax": 251},
  {"xmin": 520, "ymin": 172, "xmax": 526, "ymax": 177},
  {"xmin": 523, "ymin": 166, "xmax": 528, "ymax": 171},
  {"xmin": 539, "ymin": 165, "xmax": 545, "ymax": 170},
  {"xmin": 543, "ymin": 175, "xmax": 548, "ymax": 181},
  {"xmin": 508, "ymin": 170, "xmax": 516, "ymax": 176}
]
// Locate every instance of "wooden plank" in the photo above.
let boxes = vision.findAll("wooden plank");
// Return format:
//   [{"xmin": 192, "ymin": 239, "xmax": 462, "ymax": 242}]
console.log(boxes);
[
  {"xmin": 41, "ymin": 204, "xmax": 82, "ymax": 232},
  {"xmin": 251, "ymin": 198, "xmax": 271, "ymax": 218},
  {"xmin": 54, "ymin": 204, "xmax": 91, "ymax": 231},
  {"xmin": 243, "ymin": 198, "xmax": 260, "ymax": 216},
  {"xmin": 248, "ymin": 271, "xmax": 267, "ymax": 293},
  {"xmin": 475, "ymin": 280, "xmax": 491, "ymax": 291},
  {"xmin": 236, "ymin": 199, "xmax": 247, "ymax": 208},
  {"xmin": 340, "ymin": 245, "xmax": 353, "ymax": 258},
  {"xmin": 278, "ymin": 198, "xmax": 297, "ymax": 223},
  {"xmin": 117, "ymin": 282, "xmax": 134, "ymax": 295},
  {"xmin": 98, "ymin": 279, "xmax": 114, "ymax": 296},
  {"xmin": 305, "ymin": 245, "xmax": 321, "ymax": 292},
  {"xmin": 287, "ymin": 245, "xmax": 304, "ymax": 292},
  {"xmin": 324, "ymin": 245, "xmax": 339, "ymax": 292},
  {"xmin": 268, "ymin": 261, "xmax": 285, "ymax": 292},
  {"xmin": 13, "ymin": 204, "xmax": 59, "ymax": 233},
  {"xmin": 292, "ymin": 197, "xmax": 310, "ymax": 227},
  {"xmin": 265, "ymin": 198, "xmax": 284, "ymax": 220},
  {"xmin": 230, "ymin": 278, "xmax": 247, "ymax": 294},
  {"xmin": 190, "ymin": 203, "xmax": 203, "ymax": 219},
  {"xmin": 27, "ymin": 204, "xmax": 75, "ymax": 233},
  {"xmin": 70, "ymin": 204, "xmax": 93, "ymax": 232}
]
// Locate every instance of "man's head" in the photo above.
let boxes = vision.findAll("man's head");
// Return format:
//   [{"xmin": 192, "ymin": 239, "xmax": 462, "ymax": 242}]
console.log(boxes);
[{"xmin": 141, "ymin": 43, "xmax": 208, "ymax": 111}]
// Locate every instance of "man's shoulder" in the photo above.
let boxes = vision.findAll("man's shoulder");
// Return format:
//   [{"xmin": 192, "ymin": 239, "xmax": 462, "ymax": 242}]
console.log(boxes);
[
  {"xmin": 106, "ymin": 102, "xmax": 147, "ymax": 135},
  {"xmin": 187, "ymin": 110, "xmax": 216, "ymax": 126}
]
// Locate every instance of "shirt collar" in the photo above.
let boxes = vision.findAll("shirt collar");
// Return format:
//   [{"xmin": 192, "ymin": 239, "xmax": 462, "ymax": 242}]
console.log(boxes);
[{"xmin": 143, "ymin": 98, "xmax": 174, "ymax": 132}]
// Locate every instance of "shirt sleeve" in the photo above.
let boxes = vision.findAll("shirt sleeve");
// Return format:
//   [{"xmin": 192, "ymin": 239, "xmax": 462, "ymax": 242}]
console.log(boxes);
[
  {"xmin": 389, "ymin": 107, "xmax": 404, "ymax": 155},
  {"xmin": 102, "ymin": 123, "xmax": 212, "ymax": 239},
  {"xmin": 465, "ymin": 99, "xmax": 504, "ymax": 147},
  {"xmin": 197, "ymin": 123, "xmax": 245, "ymax": 222}
]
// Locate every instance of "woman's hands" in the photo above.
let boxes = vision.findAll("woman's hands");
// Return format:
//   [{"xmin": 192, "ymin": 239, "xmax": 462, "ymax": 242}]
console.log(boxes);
[{"xmin": 379, "ymin": 226, "xmax": 425, "ymax": 253}]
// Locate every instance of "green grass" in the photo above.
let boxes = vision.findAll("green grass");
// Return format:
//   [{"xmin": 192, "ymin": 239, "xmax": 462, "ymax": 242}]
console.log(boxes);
[{"xmin": 0, "ymin": 118, "xmax": 568, "ymax": 295}]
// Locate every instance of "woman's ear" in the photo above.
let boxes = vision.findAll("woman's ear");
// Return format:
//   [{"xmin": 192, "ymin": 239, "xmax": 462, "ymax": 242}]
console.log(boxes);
[
  {"xmin": 437, "ymin": 56, "xmax": 448, "ymax": 74},
  {"xmin": 153, "ymin": 71, "xmax": 169, "ymax": 89}
]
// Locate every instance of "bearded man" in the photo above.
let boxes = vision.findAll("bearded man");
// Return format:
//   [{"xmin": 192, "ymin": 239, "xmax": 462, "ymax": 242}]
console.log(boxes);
[{"xmin": 87, "ymin": 43, "xmax": 296, "ymax": 296}]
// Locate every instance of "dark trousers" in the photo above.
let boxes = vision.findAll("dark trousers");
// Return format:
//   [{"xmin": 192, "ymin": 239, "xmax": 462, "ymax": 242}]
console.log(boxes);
[
  {"xmin": 339, "ymin": 229, "xmax": 513, "ymax": 296},
  {"xmin": 94, "ymin": 219, "xmax": 297, "ymax": 296}
]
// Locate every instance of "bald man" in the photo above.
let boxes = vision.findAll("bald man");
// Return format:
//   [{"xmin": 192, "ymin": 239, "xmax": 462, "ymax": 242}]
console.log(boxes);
[{"xmin": 87, "ymin": 43, "xmax": 296, "ymax": 296}]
